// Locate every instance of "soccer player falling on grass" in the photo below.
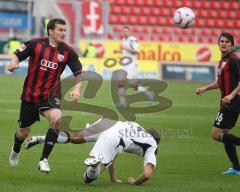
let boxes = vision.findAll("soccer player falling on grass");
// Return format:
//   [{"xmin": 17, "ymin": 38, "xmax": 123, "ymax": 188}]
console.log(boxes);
[
  {"xmin": 196, "ymin": 32, "xmax": 240, "ymax": 175},
  {"xmin": 25, "ymin": 118, "xmax": 160, "ymax": 185},
  {"xmin": 8, "ymin": 18, "xmax": 82, "ymax": 173}
]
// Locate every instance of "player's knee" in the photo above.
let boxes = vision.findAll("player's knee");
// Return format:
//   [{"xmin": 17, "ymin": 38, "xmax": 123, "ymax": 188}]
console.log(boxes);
[
  {"xmin": 49, "ymin": 117, "xmax": 61, "ymax": 128},
  {"xmin": 18, "ymin": 128, "xmax": 30, "ymax": 139},
  {"xmin": 211, "ymin": 131, "xmax": 221, "ymax": 141}
]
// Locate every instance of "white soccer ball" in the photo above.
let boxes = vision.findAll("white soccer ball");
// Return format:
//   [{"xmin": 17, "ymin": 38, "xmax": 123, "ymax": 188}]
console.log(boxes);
[{"xmin": 173, "ymin": 7, "xmax": 195, "ymax": 29}]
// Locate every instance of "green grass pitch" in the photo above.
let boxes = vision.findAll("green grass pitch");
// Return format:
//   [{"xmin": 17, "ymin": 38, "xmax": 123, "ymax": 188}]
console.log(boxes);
[{"xmin": 0, "ymin": 76, "xmax": 240, "ymax": 192}]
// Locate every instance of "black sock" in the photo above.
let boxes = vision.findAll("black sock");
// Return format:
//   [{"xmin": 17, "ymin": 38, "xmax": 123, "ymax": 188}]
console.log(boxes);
[
  {"xmin": 13, "ymin": 132, "xmax": 24, "ymax": 153},
  {"xmin": 224, "ymin": 143, "xmax": 240, "ymax": 170},
  {"xmin": 40, "ymin": 128, "xmax": 58, "ymax": 161},
  {"xmin": 220, "ymin": 133, "xmax": 240, "ymax": 146}
]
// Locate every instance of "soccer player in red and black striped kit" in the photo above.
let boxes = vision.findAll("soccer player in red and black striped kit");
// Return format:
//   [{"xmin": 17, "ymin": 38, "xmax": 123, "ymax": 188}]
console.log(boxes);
[
  {"xmin": 196, "ymin": 32, "xmax": 240, "ymax": 175},
  {"xmin": 8, "ymin": 18, "xmax": 83, "ymax": 173}
]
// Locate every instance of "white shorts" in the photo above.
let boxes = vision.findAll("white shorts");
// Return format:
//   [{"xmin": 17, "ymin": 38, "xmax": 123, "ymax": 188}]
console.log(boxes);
[
  {"xmin": 88, "ymin": 121, "xmax": 124, "ymax": 166},
  {"xmin": 121, "ymin": 63, "xmax": 138, "ymax": 80}
]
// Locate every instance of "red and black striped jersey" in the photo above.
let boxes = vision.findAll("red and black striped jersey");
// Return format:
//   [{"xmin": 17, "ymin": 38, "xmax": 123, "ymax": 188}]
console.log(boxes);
[
  {"xmin": 217, "ymin": 51, "xmax": 240, "ymax": 110},
  {"xmin": 14, "ymin": 38, "xmax": 82, "ymax": 103}
]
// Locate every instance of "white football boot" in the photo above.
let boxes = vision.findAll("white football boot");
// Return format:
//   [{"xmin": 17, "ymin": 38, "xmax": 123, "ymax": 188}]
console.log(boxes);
[{"xmin": 38, "ymin": 158, "xmax": 50, "ymax": 173}]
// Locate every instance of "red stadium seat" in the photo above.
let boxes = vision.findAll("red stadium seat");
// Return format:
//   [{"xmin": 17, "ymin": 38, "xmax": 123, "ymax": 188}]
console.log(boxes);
[
  {"xmin": 137, "ymin": 16, "xmax": 147, "ymax": 25},
  {"xmin": 115, "ymin": 0, "xmax": 125, "ymax": 5},
  {"xmin": 135, "ymin": 0, "xmax": 143, "ymax": 6},
  {"xmin": 156, "ymin": 17, "xmax": 165, "ymax": 25},
  {"xmin": 227, "ymin": 11, "xmax": 236, "ymax": 19},
  {"xmin": 192, "ymin": 1, "xmax": 201, "ymax": 8},
  {"xmin": 211, "ymin": 1, "xmax": 221, "ymax": 9},
  {"xmin": 110, "ymin": 5, "xmax": 121, "ymax": 14},
  {"xmin": 122, "ymin": 6, "xmax": 131, "ymax": 15},
  {"xmin": 172, "ymin": 0, "xmax": 182, "ymax": 8},
  {"xmin": 118, "ymin": 15, "xmax": 127, "ymax": 24},
  {"xmin": 142, "ymin": 26, "xmax": 151, "ymax": 33},
  {"xmin": 201, "ymin": 1, "xmax": 210, "ymax": 9},
  {"xmin": 231, "ymin": 30, "xmax": 239, "ymax": 37},
  {"xmin": 207, "ymin": 10, "xmax": 218, "ymax": 18},
  {"xmin": 229, "ymin": 2, "xmax": 239, "ymax": 10},
  {"xmin": 182, "ymin": 0, "xmax": 192, "ymax": 7},
  {"xmin": 143, "ymin": 0, "xmax": 152, "ymax": 6},
  {"xmin": 152, "ymin": 27, "xmax": 162, "ymax": 34},
  {"xmin": 234, "ymin": 20, "xmax": 240, "ymax": 28},
  {"xmin": 201, "ymin": 29, "xmax": 211, "ymax": 36},
  {"xmin": 205, "ymin": 19, "xmax": 215, "ymax": 28},
  {"xmin": 113, "ymin": 25, "xmax": 121, "ymax": 32},
  {"xmin": 225, "ymin": 20, "xmax": 233, "ymax": 28},
  {"xmin": 222, "ymin": 1, "xmax": 230, "ymax": 9},
  {"xmin": 132, "ymin": 25, "xmax": 141, "ymax": 33},
  {"xmin": 210, "ymin": 29, "xmax": 219, "ymax": 36},
  {"xmin": 207, "ymin": 37, "xmax": 215, "ymax": 44},
  {"xmin": 109, "ymin": 15, "xmax": 118, "ymax": 24},
  {"xmin": 140, "ymin": 7, "xmax": 150, "ymax": 15},
  {"xmin": 215, "ymin": 20, "xmax": 224, "ymax": 28},
  {"xmin": 128, "ymin": 16, "xmax": 137, "ymax": 24},
  {"xmin": 147, "ymin": 16, "xmax": 157, "ymax": 25},
  {"xmin": 138, "ymin": 35, "xmax": 147, "ymax": 41},
  {"xmin": 153, "ymin": 0, "xmax": 163, "ymax": 6},
  {"xmin": 159, "ymin": 9, "xmax": 169, "ymax": 16},
  {"xmin": 150, "ymin": 35, "xmax": 158, "ymax": 41},
  {"xmin": 132, "ymin": 7, "xmax": 141, "ymax": 15},
  {"xmin": 150, "ymin": 7, "xmax": 159, "ymax": 16},
  {"xmin": 188, "ymin": 36, "xmax": 195, "ymax": 43},
  {"xmin": 159, "ymin": 35, "xmax": 170, "ymax": 42}
]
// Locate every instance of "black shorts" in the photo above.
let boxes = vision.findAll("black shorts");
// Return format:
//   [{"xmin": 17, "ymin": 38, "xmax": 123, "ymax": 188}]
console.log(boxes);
[
  {"xmin": 213, "ymin": 107, "xmax": 239, "ymax": 129},
  {"xmin": 18, "ymin": 98, "xmax": 61, "ymax": 128}
]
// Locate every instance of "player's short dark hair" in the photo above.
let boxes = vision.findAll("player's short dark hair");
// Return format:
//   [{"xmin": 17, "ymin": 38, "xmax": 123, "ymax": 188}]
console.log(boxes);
[
  {"xmin": 147, "ymin": 129, "xmax": 160, "ymax": 144},
  {"xmin": 47, "ymin": 18, "xmax": 66, "ymax": 36},
  {"xmin": 218, "ymin": 32, "xmax": 234, "ymax": 46}
]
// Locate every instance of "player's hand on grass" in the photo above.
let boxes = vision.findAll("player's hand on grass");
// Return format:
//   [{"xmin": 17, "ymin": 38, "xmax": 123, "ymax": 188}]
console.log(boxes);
[
  {"xmin": 8, "ymin": 63, "xmax": 19, "ymax": 72},
  {"xmin": 70, "ymin": 90, "xmax": 80, "ymax": 103},
  {"xmin": 195, "ymin": 87, "xmax": 206, "ymax": 96},
  {"xmin": 127, "ymin": 177, "xmax": 136, "ymax": 185},
  {"xmin": 111, "ymin": 179, "xmax": 122, "ymax": 183}
]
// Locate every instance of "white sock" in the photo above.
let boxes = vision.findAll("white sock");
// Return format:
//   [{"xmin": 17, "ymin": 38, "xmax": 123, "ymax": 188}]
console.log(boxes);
[
  {"xmin": 86, "ymin": 165, "xmax": 100, "ymax": 180},
  {"xmin": 118, "ymin": 87, "xmax": 126, "ymax": 105},
  {"xmin": 57, "ymin": 132, "xmax": 69, "ymax": 144},
  {"xmin": 137, "ymin": 86, "xmax": 146, "ymax": 92},
  {"xmin": 137, "ymin": 86, "xmax": 154, "ymax": 100},
  {"xmin": 37, "ymin": 136, "xmax": 46, "ymax": 144}
]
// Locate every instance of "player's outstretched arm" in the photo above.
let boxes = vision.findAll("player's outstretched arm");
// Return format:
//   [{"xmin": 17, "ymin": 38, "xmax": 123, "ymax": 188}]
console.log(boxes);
[
  {"xmin": 128, "ymin": 163, "xmax": 154, "ymax": 185},
  {"xmin": 108, "ymin": 160, "xmax": 122, "ymax": 183},
  {"xmin": 196, "ymin": 80, "xmax": 219, "ymax": 96}
]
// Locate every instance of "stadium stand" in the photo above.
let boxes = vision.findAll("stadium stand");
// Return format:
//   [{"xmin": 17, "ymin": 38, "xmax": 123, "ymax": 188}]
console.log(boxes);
[{"xmin": 106, "ymin": 0, "xmax": 240, "ymax": 43}]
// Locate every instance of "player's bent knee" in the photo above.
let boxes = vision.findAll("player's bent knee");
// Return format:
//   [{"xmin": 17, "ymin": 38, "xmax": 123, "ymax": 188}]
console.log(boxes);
[{"xmin": 18, "ymin": 128, "xmax": 30, "ymax": 139}]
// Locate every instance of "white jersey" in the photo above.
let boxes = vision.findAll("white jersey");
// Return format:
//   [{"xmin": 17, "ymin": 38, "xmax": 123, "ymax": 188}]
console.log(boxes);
[
  {"xmin": 87, "ymin": 119, "xmax": 158, "ymax": 167},
  {"xmin": 121, "ymin": 36, "xmax": 140, "ymax": 79}
]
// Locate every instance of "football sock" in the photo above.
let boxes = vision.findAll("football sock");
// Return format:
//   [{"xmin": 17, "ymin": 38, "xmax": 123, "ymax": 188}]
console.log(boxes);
[
  {"xmin": 220, "ymin": 133, "xmax": 240, "ymax": 146},
  {"xmin": 40, "ymin": 128, "xmax": 58, "ymax": 161},
  {"xmin": 37, "ymin": 131, "xmax": 70, "ymax": 144},
  {"xmin": 86, "ymin": 165, "xmax": 100, "ymax": 180},
  {"xmin": 57, "ymin": 131, "xmax": 70, "ymax": 144},
  {"xmin": 13, "ymin": 132, "xmax": 24, "ymax": 153},
  {"xmin": 224, "ymin": 143, "xmax": 240, "ymax": 171},
  {"xmin": 137, "ymin": 86, "xmax": 154, "ymax": 101},
  {"xmin": 118, "ymin": 87, "xmax": 126, "ymax": 105}
]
